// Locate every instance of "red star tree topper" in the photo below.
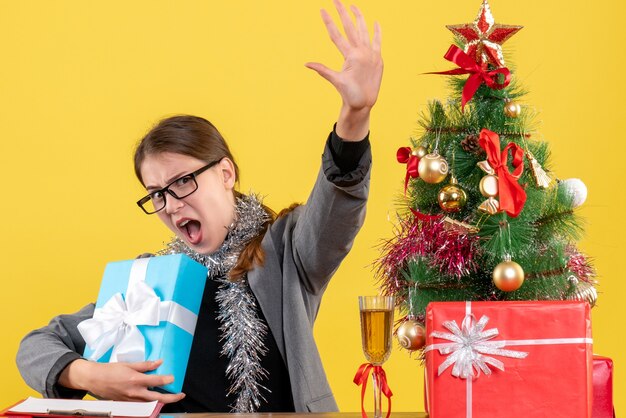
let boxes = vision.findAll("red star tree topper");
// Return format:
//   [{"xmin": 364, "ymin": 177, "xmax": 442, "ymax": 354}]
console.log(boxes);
[{"xmin": 446, "ymin": 0, "xmax": 522, "ymax": 68}]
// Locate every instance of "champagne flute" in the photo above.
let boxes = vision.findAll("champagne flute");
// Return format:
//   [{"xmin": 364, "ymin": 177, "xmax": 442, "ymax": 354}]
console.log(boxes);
[{"xmin": 359, "ymin": 295, "xmax": 394, "ymax": 418}]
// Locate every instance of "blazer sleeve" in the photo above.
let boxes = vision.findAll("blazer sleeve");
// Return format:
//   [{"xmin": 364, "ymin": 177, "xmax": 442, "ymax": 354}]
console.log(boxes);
[
  {"xmin": 291, "ymin": 130, "xmax": 372, "ymax": 295},
  {"xmin": 16, "ymin": 303, "xmax": 94, "ymax": 398}
]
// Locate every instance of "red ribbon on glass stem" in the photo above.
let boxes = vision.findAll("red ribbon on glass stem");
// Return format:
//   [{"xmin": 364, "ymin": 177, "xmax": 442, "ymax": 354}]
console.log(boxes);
[
  {"xmin": 396, "ymin": 147, "xmax": 419, "ymax": 193},
  {"xmin": 427, "ymin": 45, "xmax": 511, "ymax": 110},
  {"xmin": 478, "ymin": 128, "xmax": 527, "ymax": 217},
  {"xmin": 354, "ymin": 363, "xmax": 393, "ymax": 418}
]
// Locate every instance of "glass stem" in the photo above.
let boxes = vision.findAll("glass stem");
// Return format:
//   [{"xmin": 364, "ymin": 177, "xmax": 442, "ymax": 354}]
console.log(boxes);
[{"xmin": 372, "ymin": 370, "xmax": 382, "ymax": 418}]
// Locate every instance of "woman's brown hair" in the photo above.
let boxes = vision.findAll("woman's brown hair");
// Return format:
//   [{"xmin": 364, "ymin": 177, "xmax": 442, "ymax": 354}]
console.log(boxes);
[{"xmin": 134, "ymin": 115, "xmax": 281, "ymax": 281}]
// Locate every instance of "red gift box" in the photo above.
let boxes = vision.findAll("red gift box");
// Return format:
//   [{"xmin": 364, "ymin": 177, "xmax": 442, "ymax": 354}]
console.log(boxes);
[
  {"xmin": 424, "ymin": 301, "xmax": 593, "ymax": 418},
  {"xmin": 593, "ymin": 355, "xmax": 615, "ymax": 418}
]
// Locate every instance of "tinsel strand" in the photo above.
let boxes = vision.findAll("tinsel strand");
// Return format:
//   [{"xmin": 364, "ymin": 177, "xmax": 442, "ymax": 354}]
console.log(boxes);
[
  {"xmin": 565, "ymin": 245, "xmax": 596, "ymax": 283},
  {"xmin": 159, "ymin": 193, "xmax": 271, "ymax": 412},
  {"xmin": 375, "ymin": 213, "xmax": 479, "ymax": 296}
]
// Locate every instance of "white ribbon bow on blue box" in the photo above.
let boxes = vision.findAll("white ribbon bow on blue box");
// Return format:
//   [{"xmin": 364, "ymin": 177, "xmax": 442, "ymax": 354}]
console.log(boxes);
[{"xmin": 78, "ymin": 254, "xmax": 207, "ymax": 393}]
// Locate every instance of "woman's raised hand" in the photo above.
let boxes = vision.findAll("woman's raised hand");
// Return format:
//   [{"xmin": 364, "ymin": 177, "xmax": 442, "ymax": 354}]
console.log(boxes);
[{"xmin": 306, "ymin": 0, "xmax": 383, "ymax": 141}]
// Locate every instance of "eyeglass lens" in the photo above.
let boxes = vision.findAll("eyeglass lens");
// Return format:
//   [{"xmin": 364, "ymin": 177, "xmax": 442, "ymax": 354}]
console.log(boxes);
[{"xmin": 143, "ymin": 175, "xmax": 198, "ymax": 213}]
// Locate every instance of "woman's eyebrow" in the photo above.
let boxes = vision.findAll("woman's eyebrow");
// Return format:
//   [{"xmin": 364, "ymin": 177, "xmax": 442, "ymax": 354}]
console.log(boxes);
[{"xmin": 145, "ymin": 171, "xmax": 188, "ymax": 191}]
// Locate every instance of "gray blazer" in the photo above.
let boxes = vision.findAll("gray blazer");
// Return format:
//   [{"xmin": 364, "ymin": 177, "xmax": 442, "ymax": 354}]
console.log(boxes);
[{"xmin": 16, "ymin": 140, "xmax": 371, "ymax": 412}]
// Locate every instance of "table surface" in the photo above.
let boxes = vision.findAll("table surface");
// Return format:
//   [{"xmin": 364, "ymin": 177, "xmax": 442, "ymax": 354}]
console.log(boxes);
[{"xmin": 160, "ymin": 413, "xmax": 428, "ymax": 418}]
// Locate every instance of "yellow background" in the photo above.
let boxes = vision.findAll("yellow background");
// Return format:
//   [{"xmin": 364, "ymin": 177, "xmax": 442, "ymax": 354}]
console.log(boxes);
[{"xmin": 1, "ymin": 0, "xmax": 624, "ymax": 413}]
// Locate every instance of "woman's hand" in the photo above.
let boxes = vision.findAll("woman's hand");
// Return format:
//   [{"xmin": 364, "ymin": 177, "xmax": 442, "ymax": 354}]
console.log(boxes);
[
  {"xmin": 59, "ymin": 359, "xmax": 185, "ymax": 403},
  {"xmin": 306, "ymin": 0, "xmax": 383, "ymax": 141}
]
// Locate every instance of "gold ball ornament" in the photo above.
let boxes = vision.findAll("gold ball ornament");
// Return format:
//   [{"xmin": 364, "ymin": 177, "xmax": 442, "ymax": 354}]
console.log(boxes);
[
  {"xmin": 479, "ymin": 175, "xmax": 499, "ymax": 197},
  {"xmin": 438, "ymin": 178, "xmax": 467, "ymax": 213},
  {"xmin": 412, "ymin": 146, "xmax": 428, "ymax": 159},
  {"xmin": 493, "ymin": 259, "xmax": 525, "ymax": 292},
  {"xmin": 396, "ymin": 320, "xmax": 426, "ymax": 351},
  {"xmin": 503, "ymin": 100, "xmax": 522, "ymax": 118},
  {"xmin": 417, "ymin": 153, "xmax": 449, "ymax": 184},
  {"xmin": 566, "ymin": 276, "xmax": 598, "ymax": 307}
]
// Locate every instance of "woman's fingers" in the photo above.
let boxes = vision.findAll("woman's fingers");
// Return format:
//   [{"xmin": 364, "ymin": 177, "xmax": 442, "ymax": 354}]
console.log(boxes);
[
  {"xmin": 125, "ymin": 370, "xmax": 185, "ymax": 403},
  {"xmin": 141, "ymin": 390, "xmax": 186, "ymax": 404},
  {"xmin": 73, "ymin": 360, "xmax": 185, "ymax": 404},
  {"xmin": 320, "ymin": 8, "xmax": 349, "ymax": 57},
  {"xmin": 122, "ymin": 360, "xmax": 185, "ymax": 403},
  {"xmin": 127, "ymin": 359, "xmax": 163, "ymax": 373},
  {"xmin": 372, "ymin": 21, "xmax": 382, "ymax": 54},
  {"xmin": 350, "ymin": 4, "xmax": 370, "ymax": 46},
  {"xmin": 127, "ymin": 361, "xmax": 178, "ymax": 389},
  {"xmin": 320, "ymin": 2, "xmax": 377, "ymax": 57},
  {"xmin": 133, "ymin": 381, "xmax": 186, "ymax": 404},
  {"xmin": 140, "ymin": 372, "xmax": 175, "ymax": 388},
  {"xmin": 304, "ymin": 62, "xmax": 338, "ymax": 86},
  {"xmin": 309, "ymin": 1, "xmax": 383, "ymax": 113},
  {"xmin": 332, "ymin": 0, "xmax": 359, "ymax": 46}
]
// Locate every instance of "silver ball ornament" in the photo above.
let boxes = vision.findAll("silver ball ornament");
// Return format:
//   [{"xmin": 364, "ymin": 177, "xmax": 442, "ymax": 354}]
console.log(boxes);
[{"xmin": 560, "ymin": 178, "xmax": 588, "ymax": 208}]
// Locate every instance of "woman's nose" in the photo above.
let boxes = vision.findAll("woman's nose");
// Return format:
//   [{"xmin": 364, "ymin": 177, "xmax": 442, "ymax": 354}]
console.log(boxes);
[{"xmin": 164, "ymin": 195, "xmax": 184, "ymax": 214}]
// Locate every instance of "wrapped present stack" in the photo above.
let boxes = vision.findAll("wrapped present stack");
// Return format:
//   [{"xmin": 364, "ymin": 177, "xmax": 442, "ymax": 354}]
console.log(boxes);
[{"xmin": 375, "ymin": 1, "xmax": 614, "ymax": 416}]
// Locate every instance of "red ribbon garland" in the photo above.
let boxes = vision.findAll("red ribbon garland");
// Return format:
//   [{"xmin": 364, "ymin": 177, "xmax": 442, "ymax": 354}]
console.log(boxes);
[
  {"xmin": 353, "ymin": 363, "xmax": 393, "ymax": 418},
  {"xmin": 427, "ymin": 45, "xmax": 511, "ymax": 110},
  {"xmin": 396, "ymin": 147, "xmax": 420, "ymax": 193},
  {"xmin": 478, "ymin": 128, "xmax": 527, "ymax": 217}
]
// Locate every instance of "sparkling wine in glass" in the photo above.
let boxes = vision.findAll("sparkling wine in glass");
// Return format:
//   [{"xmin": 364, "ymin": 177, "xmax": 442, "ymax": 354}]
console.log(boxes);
[{"xmin": 359, "ymin": 295, "xmax": 394, "ymax": 418}]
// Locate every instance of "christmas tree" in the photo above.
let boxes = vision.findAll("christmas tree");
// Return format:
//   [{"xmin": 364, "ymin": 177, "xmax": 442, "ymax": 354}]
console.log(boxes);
[{"xmin": 376, "ymin": 0, "xmax": 597, "ymax": 352}]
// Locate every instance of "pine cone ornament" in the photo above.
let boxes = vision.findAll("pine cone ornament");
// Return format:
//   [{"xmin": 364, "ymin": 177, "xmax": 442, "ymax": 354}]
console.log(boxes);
[{"xmin": 461, "ymin": 134, "xmax": 485, "ymax": 157}]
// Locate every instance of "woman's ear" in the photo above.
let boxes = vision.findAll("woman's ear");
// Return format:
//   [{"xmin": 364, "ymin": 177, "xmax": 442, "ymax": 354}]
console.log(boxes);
[{"xmin": 219, "ymin": 158, "xmax": 237, "ymax": 189}]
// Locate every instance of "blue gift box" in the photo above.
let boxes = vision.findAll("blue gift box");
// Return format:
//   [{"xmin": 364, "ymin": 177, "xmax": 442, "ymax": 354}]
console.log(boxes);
[{"xmin": 80, "ymin": 254, "xmax": 207, "ymax": 393}]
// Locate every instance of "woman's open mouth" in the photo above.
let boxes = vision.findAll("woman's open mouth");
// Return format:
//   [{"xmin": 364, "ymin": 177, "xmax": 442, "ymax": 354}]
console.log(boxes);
[{"xmin": 177, "ymin": 218, "xmax": 203, "ymax": 246}]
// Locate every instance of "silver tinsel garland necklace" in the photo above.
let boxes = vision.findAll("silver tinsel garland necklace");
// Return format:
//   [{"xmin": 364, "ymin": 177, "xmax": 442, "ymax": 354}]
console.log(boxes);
[{"xmin": 158, "ymin": 193, "xmax": 271, "ymax": 412}]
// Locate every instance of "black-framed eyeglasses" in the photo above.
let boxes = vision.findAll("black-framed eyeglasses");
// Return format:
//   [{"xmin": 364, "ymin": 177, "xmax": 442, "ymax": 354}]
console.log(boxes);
[{"xmin": 136, "ymin": 159, "xmax": 222, "ymax": 214}]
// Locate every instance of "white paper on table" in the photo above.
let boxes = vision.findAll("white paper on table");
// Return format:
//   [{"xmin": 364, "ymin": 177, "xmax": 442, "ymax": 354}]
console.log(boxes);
[{"xmin": 8, "ymin": 397, "xmax": 159, "ymax": 417}]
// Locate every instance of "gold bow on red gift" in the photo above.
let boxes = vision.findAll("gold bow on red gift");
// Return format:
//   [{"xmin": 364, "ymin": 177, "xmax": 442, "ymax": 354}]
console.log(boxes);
[
  {"xmin": 478, "ymin": 129, "xmax": 526, "ymax": 217},
  {"xmin": 354, "ymin": 363, "xmax": 393, "ymax": 418},
  {"xmin": 427, "ymin": 45, "xmax": 511, "ymax": 111},
  {"xmin": 396, "ymin": 147, "xmax": 420, "ymax": 193}
]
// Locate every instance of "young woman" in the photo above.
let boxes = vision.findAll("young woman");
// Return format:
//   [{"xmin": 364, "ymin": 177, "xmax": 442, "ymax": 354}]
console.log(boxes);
[{"xmin": 17, "ymin": 0, "xmax": 382, "ymax": 413}]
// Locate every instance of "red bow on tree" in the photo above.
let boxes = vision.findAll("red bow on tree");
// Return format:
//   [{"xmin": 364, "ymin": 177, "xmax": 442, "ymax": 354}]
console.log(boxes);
[
  {"xmin": 427, "ymin": 45, "xmax": 511, "ymax": 110},
  {"xmin": 396, "ymin": 147, "xmax": 420, "ymax": 193},
  {"xmin": 410, "ymin": 208, "xmax": 443, "ymax": 222},
  {"xmin": 479, "ymin": 129, "xmax": 526, "ymax": 217},
  {"xmin": 353, "ymin": 363, "xmax": 393, "ymax": 418}
]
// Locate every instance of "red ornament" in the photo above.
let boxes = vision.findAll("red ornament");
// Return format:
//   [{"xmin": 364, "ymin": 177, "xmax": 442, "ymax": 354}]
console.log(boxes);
[{"xmin": 447, "ymin": 0, "xmax": 522, "ymax": 68}]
